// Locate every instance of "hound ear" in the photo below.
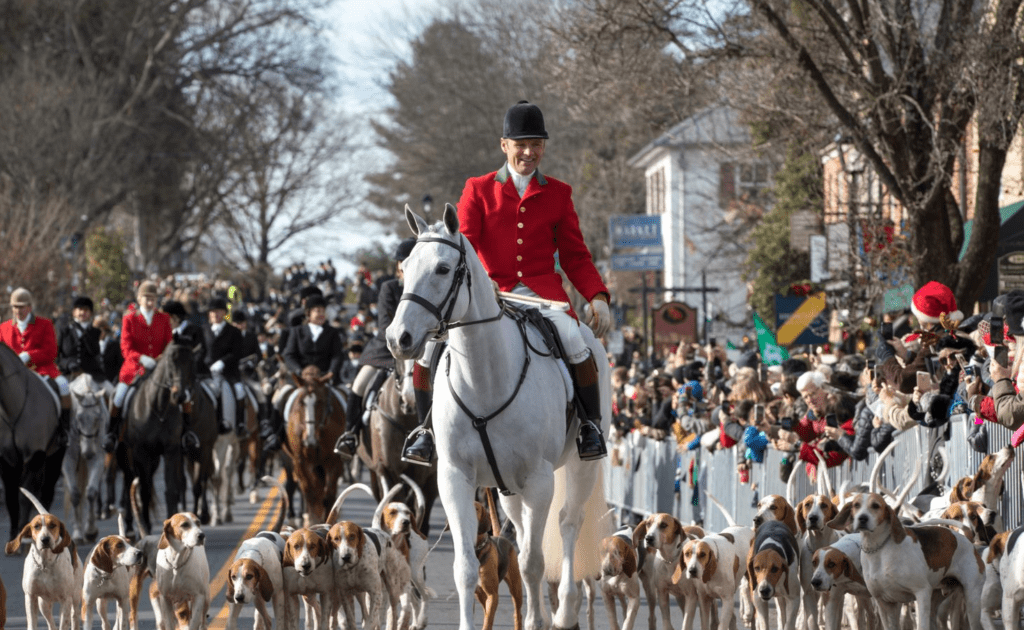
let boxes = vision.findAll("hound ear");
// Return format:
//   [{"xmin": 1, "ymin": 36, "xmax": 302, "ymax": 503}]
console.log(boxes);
[
  {"xmin": 989, "ymin": 532, "xmax": 1010, "ymax": 564},
  {"xmin": 796, "ymin": 500, "xmax": 808, "ymax": 534},
  {"xmin": 887, "ymin": 505, "xmax": 907, "ymax": 544},
  {"xmin": 256, "ymin": 564, "xmax": 274, "ymax": 601},
  {"xmin": 442, "ymin": 203, "xmax": 460, "ymax": 235},
  {"xmin": 632, "ymin": 520, "xmax": 649, "ymax": 550},
  {"xmin": 405, "ymin": 205, "xmax": 429, "ymax": 236},
  {"xmin": 622, "ymin": 544, "xmax": 637, "ymax": 578},
  {"xmin": 828, "ymin": 502, "xmax": 854, "ymax": 532},
  {"xmin": 52, "ymin": 521, "xmax": 73, "ymax": 556},
  {"xmin": 225, "ymin": 570, "xmax": 235, "ymax": 603},
  {"xmin": 781, "ymin": 502, "xmax": 799, "ymax": 536},
  {"xmin": 702, "ymin": 547, "xmax": 718, "ymax": 584},
  {"xmin": 158, "ymin": 518, "xmax": 175, "ymax": 550},
  {"xmin": 282, "ymin": 541, "xmax": 295, "ymax": 568},
  {"xmin": 92, "ymin": 539, "xmax": 116, "ymax": 574},
  {"xmin": 5, "ymin": 523, "xmax": 32, "ymax": 555}
]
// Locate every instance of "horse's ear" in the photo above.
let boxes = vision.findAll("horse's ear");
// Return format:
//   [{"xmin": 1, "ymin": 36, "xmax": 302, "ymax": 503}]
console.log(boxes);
[
  {"xmin": 442, "ymin": 203, "xmax": 459, "ymax": 235},
  {"xmin": 405, "ymin": 204, "xmax": 429, "ymax": 236}
]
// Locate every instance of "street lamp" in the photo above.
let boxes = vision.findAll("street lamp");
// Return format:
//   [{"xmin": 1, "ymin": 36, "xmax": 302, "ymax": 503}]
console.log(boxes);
[{"xmin": 422, "ymin": 193, "xmax": 433, "ymax": 218}]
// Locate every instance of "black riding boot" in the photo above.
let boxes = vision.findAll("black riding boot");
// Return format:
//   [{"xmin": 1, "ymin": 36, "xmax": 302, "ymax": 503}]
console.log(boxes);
[
  {"xmin": 402, "ymin": 386, "xmax": 435, "ymax": 466},
  {"xmin": 235, "ymin": 397, "xmax": 248, "ymax": 438},
  {"xmin": 181, "ymin": 412, "xmax": 201, "ymax": 460},
  {"xmin": 103, "ymin": 405, "xmax": 121, "ymax": 454},
  {"xmin": 568, "ymin": 355, "xmax": 607, "ymax": 461},
  {"xmin": 334, "ymin": 391, "xmax": 364, "ymax": 458},
  {"xmin": 56, "ymin": 407, "xmax": 70, "ymax": 450},
  {"xmin": 259, "ymin": 403, "xmax": 282, "ymax": 452}
]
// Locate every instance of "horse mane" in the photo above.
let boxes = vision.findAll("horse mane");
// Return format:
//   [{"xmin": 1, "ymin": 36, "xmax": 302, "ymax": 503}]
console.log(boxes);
[{"xmin": 299, "ymin": 365, "xmax": 327, "ymax": 388}]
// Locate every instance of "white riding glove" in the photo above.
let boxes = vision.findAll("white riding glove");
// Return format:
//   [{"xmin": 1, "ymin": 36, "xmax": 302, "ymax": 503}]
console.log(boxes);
[
  {"xmin": 139, "ymin": 355, "xmax": 157, "ymax": 370},
  {"xmin": 210, "ymin": 360, "xmax": 225, "ymax": 374},
  {"xmin": 18, "ymin": 352, "xmax": 30, "ymax": 364},
  {"xmin": 588, "ymin": 298, "xmax": 611, "ymax": 338}
]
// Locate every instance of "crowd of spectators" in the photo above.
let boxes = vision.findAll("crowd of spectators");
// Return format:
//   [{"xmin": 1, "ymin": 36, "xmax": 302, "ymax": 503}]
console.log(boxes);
[{"xmin": 605, "ymin": 280, "xmax": 1024, "ymax": 486}]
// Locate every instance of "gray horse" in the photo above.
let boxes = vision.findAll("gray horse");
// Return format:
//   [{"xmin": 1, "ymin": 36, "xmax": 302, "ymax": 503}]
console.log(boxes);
[
  {"xmin": 0, "ymin": 342, "xmax": 65, "ymax": 541},
  {"xmin": 118, "ymin": 342, "xmax": 197, "ymax": 535},
  {"xmin": 61, "ymin": 373, "xmax": 109, "ymax": 543}
]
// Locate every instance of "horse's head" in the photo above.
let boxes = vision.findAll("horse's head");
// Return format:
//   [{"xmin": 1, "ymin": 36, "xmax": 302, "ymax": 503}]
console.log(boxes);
[
  {"xmin": 388, "ymin": 203, "xmax": 473, "ymax": 360},
  {"xmin": 293, "ymin": 366, "xmax": 331, "ymax": 449},
  {"xmin": 71, "ymin": 390, "xmax": 106, "ymax": 460},
  {"xmin": 158, "ymin": 343, "xmax": 197, "ymax": 405}
]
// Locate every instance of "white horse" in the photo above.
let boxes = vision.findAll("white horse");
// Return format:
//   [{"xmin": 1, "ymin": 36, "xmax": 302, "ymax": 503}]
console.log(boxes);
[
  {"xmin": 387, "ymin": 204, "xmax": 610, "ymax": 630},
  {"xmin": 62, "ymin": 373, "xmax": 109, "ymax": 543}
]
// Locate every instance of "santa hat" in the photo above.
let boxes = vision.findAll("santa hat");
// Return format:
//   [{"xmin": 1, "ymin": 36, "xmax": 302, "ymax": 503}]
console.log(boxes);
[{"xmin": 911, "ymin": 281, "xmax": 963, "ymax": 325}]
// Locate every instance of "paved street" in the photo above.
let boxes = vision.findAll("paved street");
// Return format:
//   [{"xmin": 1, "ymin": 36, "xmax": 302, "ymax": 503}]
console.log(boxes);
[{"xmin": 0, "ymin": 460, "xmax": 766, "ymax": 630}]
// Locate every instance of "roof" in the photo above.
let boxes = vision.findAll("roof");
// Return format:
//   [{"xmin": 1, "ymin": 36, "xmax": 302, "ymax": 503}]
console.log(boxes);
[
  {"xmin": 628, "ymin": 105, "xmax": 751, "ymax": 170},
  {"xmin": 958, "ymin": 199, "xmax": 1024, "ymax": 260}
]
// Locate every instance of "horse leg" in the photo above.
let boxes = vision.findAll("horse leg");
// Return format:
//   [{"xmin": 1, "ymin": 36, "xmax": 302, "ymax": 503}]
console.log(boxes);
[
  {"xmin": 101, "ymin": 452, "xmax": 117, "ymax": 520},
  {"xmin": 85, "ymin": 454, "xmax": 104, "ymax": 542},
  {"xmin": 62, "ymin": 448, "xmax": 85, "ymax": 542},
  {"xmin": 0, "ymin": 458, "xmax": 22, "ymax": 538},
  {"xmin": 517, "ymin": 467, "xmax": 556, "ymax": 630},
  {"xmin": 163, "ymin": 446, "xmax": 184, "ymax": 523},
  {"xmin": 224, "ymin": 439, "xmax": 238, "ymax": 523},
  {"xmin": 41, "ymin": 446, "xmax": 65, "ymax": 510},
  {"xmin": 436, "ymin": 463, "xmax": 482, "ymax": 630},
  {"xmin": 551, "ymin": 463, "xmax": 599, "ymax": 630}
]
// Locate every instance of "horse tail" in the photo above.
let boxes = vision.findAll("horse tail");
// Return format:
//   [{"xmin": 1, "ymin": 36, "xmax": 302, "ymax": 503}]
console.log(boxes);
[
  {"xmin": 260, "ymin": 475, "xmax": 289, "ymax": 534},
  {"xmin": 130, "ymin": 479, "xmax": 148, "ymax": 538},
  {"xmin": 542, "ymin": 464, "xmax": 611, "ymax": 583}
]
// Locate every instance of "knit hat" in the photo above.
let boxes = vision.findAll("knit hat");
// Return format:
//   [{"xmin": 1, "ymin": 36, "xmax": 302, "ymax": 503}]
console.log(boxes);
[
  {"xmin": 137, "ymin": 281, "xmax": 158, "ymax": 298},
  {"xmin": 502, "ymin": 100, "xmax": 549, "ymax": 140},
  {"xmin": 9, "ymin": 288, "xmax": 32, "ymax": 307},
  {"xmin": 911, "ymin": 281, "xmax": 963, "ymax": 325},
  {"xmin": 72, "ymin": 296, "xmax": 94, "ymax": 312}
]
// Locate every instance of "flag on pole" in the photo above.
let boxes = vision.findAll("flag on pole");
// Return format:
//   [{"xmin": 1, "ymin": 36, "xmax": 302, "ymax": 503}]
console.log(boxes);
[{"xmin": 754, "ymin": 312, "xmax": 789, "ymax": 366}]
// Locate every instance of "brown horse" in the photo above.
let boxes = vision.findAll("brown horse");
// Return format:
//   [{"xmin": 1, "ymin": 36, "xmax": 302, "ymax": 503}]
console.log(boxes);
[
  {"xmin": 283, "ymin": 366, "xmax": 346, "ymax": 524},
  {"xmin": 356, "ymin": 365, "xmax": 439, "ymax": 535}
]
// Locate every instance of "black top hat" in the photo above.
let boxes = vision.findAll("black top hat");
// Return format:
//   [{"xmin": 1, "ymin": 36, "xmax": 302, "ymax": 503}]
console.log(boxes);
[
  {"xmin": 299, "ymin": 285, "xmax": 323, "ymax": 301},
  {"xmin": 231, "ymin": 309, "xmax": 247, "ymax": 323},
  {"xmin": 503, "ymin": 100, "xmax": 549, "ymax": 140},
  {"xmin": 72, "ymin": 296, "xmax": 94, "ymax": 312},
  {"xmin": 394, "ymin": 237, "xmax": 417, "ymax": 262},
  {"xmin": 208, "ymin": 297, "xmax": 229, "ymax": 311},
  {"xmin": 162, "ymin": 300, "xmax": 188, "ymax": 319},
  {"xmin": 304, "ymin": 295, "xmax": 327, "ymax": 311}
]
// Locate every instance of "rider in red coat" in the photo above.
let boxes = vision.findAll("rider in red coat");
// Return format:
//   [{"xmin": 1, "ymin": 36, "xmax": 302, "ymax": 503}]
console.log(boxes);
[
  {"xmin": 105, "ymin": 280, "xmax": 173, "ymax": 451},
  {"xmin": 402, "ymin": 101, "xmax": 612, "ymax": 464},
  {"xmin": 0, "ymin": 287, "xmax": 71, "ymax": 445}
]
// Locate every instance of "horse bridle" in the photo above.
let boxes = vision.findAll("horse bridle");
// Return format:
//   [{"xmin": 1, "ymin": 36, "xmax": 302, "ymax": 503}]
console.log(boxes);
[{"xmin": 399, "ymin": 235, "xmax": 473, "ymax": 338}]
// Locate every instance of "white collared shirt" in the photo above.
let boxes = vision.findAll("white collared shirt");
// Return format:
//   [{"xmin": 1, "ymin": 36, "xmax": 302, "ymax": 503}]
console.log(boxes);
[
  {"xmin": 308, "ymin": 323, "xmax": 323, "ymax": 342},
  {"xmin": 211, "ymin": 322, "xmax": 225, "ymax": 337},
  {"xmin": 508, "ymin": 163, "xmax": 535, "ymax": 197},
  {"xmin": 140, "ymin": 309, "xmax": 154, "ymax": 326},
  {"xmin": 15, "ymin": 316, "xmax": 29, "ymax": 334}
]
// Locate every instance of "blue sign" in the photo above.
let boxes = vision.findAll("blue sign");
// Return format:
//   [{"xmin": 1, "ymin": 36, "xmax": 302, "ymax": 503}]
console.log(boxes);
[
  {"xmin": 774, "ymin": 295, "xmax": 829, "ymax": 346},
  {"xmin": 611, "ymin": 252, "xmax": 664, "ymax": 271},
  {"xmin": 609, "ymin": 215, "xmax": 662, "ymax": 250}
]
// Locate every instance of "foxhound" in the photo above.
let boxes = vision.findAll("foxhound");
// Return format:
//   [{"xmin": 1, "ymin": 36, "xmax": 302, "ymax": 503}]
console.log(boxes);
[
  {"xmin": 82, "ymin": 532, "xmax": 143, "ymax": 630},
  {"xmin": 810, "ymin": 534, "xmax": 876, "ymax": 630},
  {"xmin": 282, "ymin": 527, "xmax": 335, "ymax": 630},
  {"xmin": 796, "ymin": 493, "xmax": 840, "ymax": 630},
  {"xmin": 327, "ymin": 521, "xmax": 391, "ymax": 630},
  {"xmin": 633, "ymin": 513, "xmax": 692, "ymax": 630},
  {"xmin": 598, "ymin": 528, "xmax": 641, "ymax": 630},
  {"xmin": 828, "ymin": 492, "xmax": 985, "ymax": 630},
  {"xmin": 153, "ymin": 512, "xmax": 210, "ymax": 630},
  {"xmin": 748, "ymin": 519, "xmax": 801, "ymax": 630},
  {"xmin": 753, "ymin": 494, "xmax": 800, "ymax": 537},
  {"xmin": 226, "ymin": 531, "xmax": 287, "ymax": 630},
  {"xmin": 680, "ymin": 525, "xmax": 754, "ymax": 630},
  {"xmin": 6, "ymin": 507, "xmax": 83, "ymax": 630}
]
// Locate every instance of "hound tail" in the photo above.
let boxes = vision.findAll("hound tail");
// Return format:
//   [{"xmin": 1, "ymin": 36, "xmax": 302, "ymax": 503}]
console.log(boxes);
[{"xmin": 704, "ymin": 491, "xmax": 738, "ymax": 528}]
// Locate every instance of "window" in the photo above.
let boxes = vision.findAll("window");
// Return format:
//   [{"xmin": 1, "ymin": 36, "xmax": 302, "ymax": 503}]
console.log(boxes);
[
  {"xmin": 738, "ymin": 162, "xmax": 771, "ymax": 201},
  {"xmin": 647, "ymin": 168, "xmax": 666, "ymax": 215}
]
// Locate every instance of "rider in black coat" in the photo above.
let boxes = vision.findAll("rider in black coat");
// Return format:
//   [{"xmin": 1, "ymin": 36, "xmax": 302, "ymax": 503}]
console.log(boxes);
[
  {"xmin": 201, "ymin": 298, "xmax": 247, "ymax": 435},
  {"xmin": 56, "ymin": 296, "xmax": 105, "ymax": 384},
  {"xmin": 283, "ymin": 295, "xmax": 344, "ymax": 382}
]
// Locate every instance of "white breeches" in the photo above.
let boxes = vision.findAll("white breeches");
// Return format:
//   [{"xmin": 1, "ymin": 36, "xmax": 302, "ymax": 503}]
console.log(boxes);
[
  {"xmin": 54, "ymin": 375, "xmax": 70, "ymax": 397},
  {"xmin": 352, "ymin": 365, "xmax": 379, "ymax": 397},
  {"xmin": 113, "ymin": 382, "xmax": 129, "ymax": 407},
  {"xmin": 510, "ymin": 284, "xmax": 590, "ymax": 363},
  {"xmin": 213, "ymin": 377, "xmax": 245, "ymax": 422}
]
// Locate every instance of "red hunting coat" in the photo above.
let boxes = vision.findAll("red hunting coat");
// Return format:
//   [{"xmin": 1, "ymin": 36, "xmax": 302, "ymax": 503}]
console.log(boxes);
[
  {"xmin": 119, "ymin": 307, "xmax": 172, "ymax": 385},
  {"xmin": 457, "ymin": 164, "xmax": 608, "ymax": 318},
  {"xmin": 0, "ymin": 314, "xmax": 61, "ymax": 378}
]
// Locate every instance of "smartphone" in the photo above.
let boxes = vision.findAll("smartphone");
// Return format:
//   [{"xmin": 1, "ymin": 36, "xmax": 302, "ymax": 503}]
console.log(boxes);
[
  {"xmin": 709, "ymin": 338, "xmax": 717, "ymax": 348},
  {"xmin": 825, "ymin": 413, "xmax": 839, "ymax": 428},
  {"xmin": 759, "ymin": 364, "xmax": 768, "ymax": 381},
  {"xmin": 994, "ymin": 345, "xmax": 1009, "ymax": 369},
  {"xmin": 881, "ymin": 323, "xmax": 894, "ymax": 341},
  {"xmin": 779, "ymin": 417, "xmax": 793, "ymax": 431},
  {"xmin": 991, "ymin": 315, "xmax": 1004, "ymax": 345},
  {"xmin": 916, "ymin": 371, "xmax": 934, "ymax": 392},
  {"xmin": 755, "ymin": 404, "xmax": 765, "ymax": 422}
]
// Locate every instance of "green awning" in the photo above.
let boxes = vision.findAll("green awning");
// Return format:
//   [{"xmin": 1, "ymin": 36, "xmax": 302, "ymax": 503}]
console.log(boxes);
[{"xmin": 958, "ymin": 199, "xmax": 1024, "ymax": 260}]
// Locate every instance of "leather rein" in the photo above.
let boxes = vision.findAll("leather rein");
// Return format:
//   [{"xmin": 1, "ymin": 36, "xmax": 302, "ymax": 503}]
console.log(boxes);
[{"xmin": 398, "ymin": 234, "xmax": 533, "ymax": 495}]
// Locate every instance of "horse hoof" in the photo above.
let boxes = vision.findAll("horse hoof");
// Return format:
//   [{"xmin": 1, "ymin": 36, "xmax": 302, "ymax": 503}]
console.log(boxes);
[
  {"xmin": 224, "ymin": 512, "xmax": 233, "ymax": 523},
  {"xmin": 249, "ymin": 490, "xmax": 259, "ymax": 504},
  {"xmin": 552, "ymin": 625, "xmax": 580, "ymax": 630}
]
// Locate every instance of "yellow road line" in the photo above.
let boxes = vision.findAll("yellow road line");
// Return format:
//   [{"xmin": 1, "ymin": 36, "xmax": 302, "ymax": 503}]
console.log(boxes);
[{"xmin": 206, "ymin": 477, "xmax": 284, "ymax": 630}]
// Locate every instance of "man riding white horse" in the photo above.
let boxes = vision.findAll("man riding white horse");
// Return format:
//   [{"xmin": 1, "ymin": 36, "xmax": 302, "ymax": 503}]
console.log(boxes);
[
  {"xmin": 402, "ymin": 100, "xmax": 611, "ymax": 463},
  {"xmin": 0, "ymin": 287, "xmax": 72, "ymax": 447}
]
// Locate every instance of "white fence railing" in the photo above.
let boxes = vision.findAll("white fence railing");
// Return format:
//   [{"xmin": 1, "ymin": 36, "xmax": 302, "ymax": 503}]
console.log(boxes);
[{"xmin": 604, "ymin": 415, "xmax": 1023, "ymax": 532}]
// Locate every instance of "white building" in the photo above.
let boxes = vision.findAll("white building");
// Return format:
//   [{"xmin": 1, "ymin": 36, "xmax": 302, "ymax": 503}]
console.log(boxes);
[{"xmin": 628, "ymin": 105, "xmax": 774, "ymax": 342}]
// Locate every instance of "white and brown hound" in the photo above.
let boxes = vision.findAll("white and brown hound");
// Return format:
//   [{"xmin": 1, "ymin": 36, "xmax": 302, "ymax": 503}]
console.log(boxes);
[
  {"xmin": 82, "ymin": 522, "xmax": 143, "ymax": 630},
  {"xmin": 680, "ymin": 525, "xmax": 754, "ymax": 630},
  {"xmin": 153, "ymin": 512, "xmax": 210, "ymax": 630},
  {"xmin": 226, "ymin": 531, "xmax": 287, "ymax": 630},
  {"xmin": 748, "ymin": 519, "xmax": 801, "ymax": 630}
]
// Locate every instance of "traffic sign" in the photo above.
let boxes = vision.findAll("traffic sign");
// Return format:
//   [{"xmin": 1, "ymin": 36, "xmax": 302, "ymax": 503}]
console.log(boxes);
[
  {"xmin": 611, "ymin": 252, "xmax": 664, "ymax": 271},
  {"xmin": 609, "ymin": 215, "xmax": 662, "ymax": 250},
  {"xmin": 775, "ymin": 292, "xmax": 829, "ymax": 346}
]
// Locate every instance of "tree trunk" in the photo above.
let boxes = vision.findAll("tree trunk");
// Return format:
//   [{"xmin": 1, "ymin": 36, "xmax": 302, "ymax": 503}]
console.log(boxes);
[{"xmin": 955, "ymin": 143, "xmax": 1006, "ymax": 308}]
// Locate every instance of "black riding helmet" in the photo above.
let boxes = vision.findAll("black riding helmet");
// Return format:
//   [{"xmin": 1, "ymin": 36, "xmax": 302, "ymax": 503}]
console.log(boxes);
[
  {"xmin": 503, "ymin": 100, "xmax": 548, "ymax": 140},
  {"xmin": 394, "ymin": 237, "xmax": 417, "ymax": 262}
]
